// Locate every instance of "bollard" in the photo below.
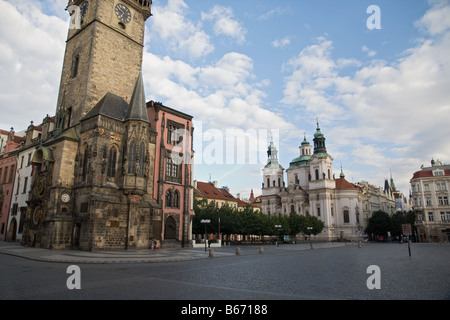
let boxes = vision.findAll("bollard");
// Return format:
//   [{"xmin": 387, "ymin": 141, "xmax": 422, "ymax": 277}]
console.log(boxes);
[
  {"xmin": 259, "ymin": 246, "xmax": 264, "ymax": 254},
  {"xmin": 209, "ymin": 248, "xmax": 214, "ymax": 258},
  {"xmin": 236, "ymin": 247, "xmax": 240, "ymax": 256}
]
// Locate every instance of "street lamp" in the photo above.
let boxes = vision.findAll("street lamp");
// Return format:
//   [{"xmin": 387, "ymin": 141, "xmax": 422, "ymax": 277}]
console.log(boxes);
[
  {"xmin": 307, "ymin": 227, "xmax": 313, "ymax": 249},
  {"xmin": 275, "ymin": 224, "xmax": 282, "ymax": 247},
  {"xmin": 201, "ymin": 219, "xmax": 211, "ymax": 252}
]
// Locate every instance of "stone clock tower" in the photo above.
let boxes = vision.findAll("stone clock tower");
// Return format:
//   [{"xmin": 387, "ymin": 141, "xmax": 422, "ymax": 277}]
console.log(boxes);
[
  {"xmin": 58, "ymin": 0, "xmax": 152, "ymax": 127},
  {"xmin": 22, "ymin": 0, "xmax": 161, "ymax": 251}
]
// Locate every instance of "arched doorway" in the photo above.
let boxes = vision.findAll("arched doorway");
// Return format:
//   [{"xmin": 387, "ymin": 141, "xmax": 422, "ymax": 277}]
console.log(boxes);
[
  {"xmin": 164, "ymin": 216, "xmax": 177, "ymax": 240},
  {"xmin": 8, "ymin": 218, "xmax": 17, "ymax": 241}
]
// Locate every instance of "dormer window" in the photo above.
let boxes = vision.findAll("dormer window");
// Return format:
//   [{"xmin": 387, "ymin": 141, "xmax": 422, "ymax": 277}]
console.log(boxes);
[{"xmin": 433, "ymin": 169, "xmax": 444, "ymax": 176}]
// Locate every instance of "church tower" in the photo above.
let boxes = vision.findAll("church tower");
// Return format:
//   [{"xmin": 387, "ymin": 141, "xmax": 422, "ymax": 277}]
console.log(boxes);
[
  {"xmin": 57, "ymin": 0, "xmax": 152, "ymax": 127},
  {"xmin": 261, "ymin": 139, "xmax": 284, "ymax": 215},
  {"xmin": 22, "ymin": 0, "xmax": 159, "ymax": 250}
]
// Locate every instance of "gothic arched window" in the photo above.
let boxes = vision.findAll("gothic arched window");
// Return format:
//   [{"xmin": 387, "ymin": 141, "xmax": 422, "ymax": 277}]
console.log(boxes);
[
  {"xmin": 165, "ymin": 190, "xmax": 172, "ymax": 208},
  {"xmin": 128, "ymin": 141, "xmax": 137, "ymax": 174},
  {"xmin": 107, "ymin": 146, "xmax": 117, "ymax": 178},
  {"xmin": 138, "ymin": 142, "xmax": 145, "ymax": 176},
  {"xmin": 173, "ymin": 190, "xmax": 180, "ymax": 208}
]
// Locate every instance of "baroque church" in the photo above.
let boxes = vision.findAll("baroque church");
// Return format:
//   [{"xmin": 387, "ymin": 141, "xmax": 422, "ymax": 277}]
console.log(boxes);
[
  {"xmin": 261, "ymin": 123, "xmax": 363, "ymax": 241},
  {"xmin": 19, "ymin": 0, "xmax": 194, "ymax": 250}
]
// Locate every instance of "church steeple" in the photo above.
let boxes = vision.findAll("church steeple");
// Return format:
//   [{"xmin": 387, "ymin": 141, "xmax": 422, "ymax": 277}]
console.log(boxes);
[
  {"xmin": 125, "ymin": 72, "xmax": 150, "ymax": 123},
  {"xmin": 313, "ymin": 120, "xmax": 327, "ymax": 154}
]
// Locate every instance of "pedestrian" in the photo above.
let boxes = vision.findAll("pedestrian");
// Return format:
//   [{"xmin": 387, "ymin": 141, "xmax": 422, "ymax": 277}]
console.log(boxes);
[{"xmin": 151, "ymin": 239, "xmax": 156, "ymax": 250}]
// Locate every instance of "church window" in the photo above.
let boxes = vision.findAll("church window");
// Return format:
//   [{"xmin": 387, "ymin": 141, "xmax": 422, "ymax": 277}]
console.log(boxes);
[
  {"xmin": 107, "ymin": 146, "xmax": 117, "ymax": 178},
  {"xmin": 128, "ymin": 141, "xmax": 137, "ymax": 174},
  {"xmin": 328, "ymin": 169, "xmax": 331, "ymax": 179},
  {"xmin": 317, "ymin": 207, "xmax": 320, "ymax": 217},
  {"xmin": 273, "ymin": 180, "xmax": 276, "ymax": 187},
  {"xmin": 82, "ymin": 149, "xmax": 88, "ymax": 182},
  {"xmin": 343, "ymin": 210, "xmax": 350, "ymax": 223},
  {"xmin": 315, "ymin": 169, "xmax": 319, "ymax": 180},
  {"xmin": 291, "ymin": 205, "xmax": 295, "ymax": 213},
  {"xmin": 138, "ymin": 142, "xmax": 145, "ymax": 176},
  {"xmin": 278, "ymin": 177, "xmax": 281, "ymax": 187},
  {"xmin": 295, "ymin": 175, "xmax": 299, "ymax": 185},
  {"xmin": 267, "ymin": 177, "xmax": 270, "ymax": 188},
  {"xmin": 71, "ymin": 55, "xmax": 79, "ymax": 78}
]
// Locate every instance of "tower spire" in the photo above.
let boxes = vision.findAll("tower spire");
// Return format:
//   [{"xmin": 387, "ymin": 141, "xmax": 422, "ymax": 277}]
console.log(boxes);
[{"xmin": 125, "ymin": 71, "xmax": 150, "ymax": 123}]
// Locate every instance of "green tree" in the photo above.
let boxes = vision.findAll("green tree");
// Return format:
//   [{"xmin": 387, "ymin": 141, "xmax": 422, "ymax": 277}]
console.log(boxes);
[
  {"xmin": 302, "ymin": 215, "xmax": 324, "ymax": 236},
  {"xmin": 365, "ymin": 210, "xmax": 391, "ymax": 238}
]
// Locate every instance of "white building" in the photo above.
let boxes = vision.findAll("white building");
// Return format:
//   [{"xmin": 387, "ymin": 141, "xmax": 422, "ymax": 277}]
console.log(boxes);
[
  {"xmin": 410, "ymin": 159, "xmax": 450, "ymax": 242},
  {"xmin": 7, "ymin": 119, "xmax": 54, "ymax": 241},
  {"xmin": 261, "ymin": 123, "xmax": 364, "ymax": 241}
]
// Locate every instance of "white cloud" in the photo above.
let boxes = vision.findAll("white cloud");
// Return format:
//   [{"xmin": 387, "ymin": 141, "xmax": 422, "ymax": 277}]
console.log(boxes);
[
  {"xmin": 280, "ymin": 1, "xmax": 450, "ymax": 194},
  {"xmin": 272, "ymin": 36, "xmax": 292, "ymax": 48},
  {"xmin": 149, "ymin": 0, "xmax": 214, "ymax": 59},
  {"xmin": 362, "ymin": 45, "xmax": 377, "ymax": 57},
  {"xmin": 201, "ymin": 5, "xmax": 246, "ymax": 44},
  {"xmin": 0, "ymin": 0, "xmax": 67, "ymax": 130}
]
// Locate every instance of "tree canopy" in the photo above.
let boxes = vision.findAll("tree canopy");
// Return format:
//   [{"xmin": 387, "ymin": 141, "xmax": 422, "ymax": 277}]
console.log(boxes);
[{"xmin": 193, "ymin": 199, "xmax": 324, "ymax": 238}]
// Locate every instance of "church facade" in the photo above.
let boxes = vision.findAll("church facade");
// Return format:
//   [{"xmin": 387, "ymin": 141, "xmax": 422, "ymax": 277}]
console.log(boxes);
[
  {"xmin": 261, "ymin": 124, "xmax": 364, "ymax": 241},
  {"xmin": 16, "ymin": 0, "xmax": 194, "ymax": 250}
]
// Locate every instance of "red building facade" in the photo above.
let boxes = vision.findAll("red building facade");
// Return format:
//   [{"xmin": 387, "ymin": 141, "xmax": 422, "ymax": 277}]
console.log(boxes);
[{"xmin": 147, "ymin": 101, "xmax": 195, "ymax": 247}]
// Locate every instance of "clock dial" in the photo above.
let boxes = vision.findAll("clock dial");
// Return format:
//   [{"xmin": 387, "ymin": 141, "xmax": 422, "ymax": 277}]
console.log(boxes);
[
  {"xmin": 33, "ymin": 207, "xmax": 43, "ymax": 226},
  {"xmin": 61, "ymin": 193, "xmax": 71, "ymax": 203},
  {"xmin": 80, "ymin": 1, "xmax": 89, "ymax": 19},
  {"xmin": 115, "ymin": 4, "xmax": 131, "ymax": 23}
]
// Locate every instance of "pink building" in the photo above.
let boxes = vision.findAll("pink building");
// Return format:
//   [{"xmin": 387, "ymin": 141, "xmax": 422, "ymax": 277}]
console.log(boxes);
[
  {"xmin": 0, "ymin": 129, "xmax": 22, "ymax": 240},
  {"xmin": 147, "ymin": 101, "xmax": 195, "ymax": 247}
]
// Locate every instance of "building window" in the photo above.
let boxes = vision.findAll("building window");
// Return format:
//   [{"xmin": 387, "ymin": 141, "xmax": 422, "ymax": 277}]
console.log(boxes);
[
  {"xmin": 428, "ymin": 212, "xmax": 434, "ymax": 221},
  {"xmin": 436, "ymin": 182, "xmax": 447, "ymax": 191},
  {"xmin": 426, "ymin": 197, "xmax": 432, "ymax": 206},
  {"xmin": 166, "ymin": 158, "xmax": 181, "ymax": 183},
  {"xmin": 107, "ymin": 147, "xmax": 117, "ymax": 178},
  {"xmin": 138, "ymin": 142, "xmax": 145, "ymax": 176},
  {"xmin": 317, "ymin": 207, "xmax": 321, "ymax": 217},
  {"xmin": 315, "ymin": 169, "xmax": 319, "ymax": 180},
  {"xmin": 438, "ymin": 196, "xmax": 449, "ymax": 206},
  {"xmin": 173, "ymin": 190, "xmax": 180, "ymax": 208},
  {"xmin": 167, "ymin": 122, "xmax": 184, "ymax": 146},
  {"xmin": 22, "ymin": 177, "xmax": 28, "ymax": 194},
  {"xmin": 343, "ymin": 210, "xmax": 350, "ymax": 223},
  {"xmin": 71, "ymin": 54, "xmax": 80, "ymax": 78},
  {"xmin": 165, "ymin": 190, "xmax": 172, "ymax": 208},
  {"xmin": 128, "ymin": 141, "xmax": 137, "ymax": 174}
]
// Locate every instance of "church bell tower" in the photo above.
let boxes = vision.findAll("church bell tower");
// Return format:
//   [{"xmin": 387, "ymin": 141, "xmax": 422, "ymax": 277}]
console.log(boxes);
[{"xmin": 57, "ymin": 0, "xmax": 152, "ymax": 127}]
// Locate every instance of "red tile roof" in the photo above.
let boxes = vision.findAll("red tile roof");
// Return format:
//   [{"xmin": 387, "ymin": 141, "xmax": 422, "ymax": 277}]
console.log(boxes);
[
  {"xmin": 195, "ymin": 182, "xmax": 238, "ymax": 202},
  {"xmin": 335, "ymin": 178, "xmax": 360, "ymax": 190}
]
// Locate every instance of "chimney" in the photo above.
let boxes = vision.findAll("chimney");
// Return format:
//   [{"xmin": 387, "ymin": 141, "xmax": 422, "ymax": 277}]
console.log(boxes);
[
  {"xmin": 193, "ymin": 180, "xmax": 197, "ymax": 189},
  {"xmin": 213, "ymin": 181, "xmax": 218, "ymax": 188}
]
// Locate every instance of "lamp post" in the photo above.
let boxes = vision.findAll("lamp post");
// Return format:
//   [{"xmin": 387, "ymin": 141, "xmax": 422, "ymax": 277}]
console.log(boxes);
[
  {"xmin": 201, "ymin": 219, "xmax": 211, "ymax": 252},
  {"xmin": 307, "ymin": 227, "xmax": 313, "ymax": 249},
  {"xmin": 275, "ymin": 224, "xmax": 282, "ymax": 247}
]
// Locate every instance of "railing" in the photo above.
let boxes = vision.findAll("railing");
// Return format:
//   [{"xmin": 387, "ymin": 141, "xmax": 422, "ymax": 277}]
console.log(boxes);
[{"xmin": 133, "ymin": 0, "xmax": 151, "ymax": 8}]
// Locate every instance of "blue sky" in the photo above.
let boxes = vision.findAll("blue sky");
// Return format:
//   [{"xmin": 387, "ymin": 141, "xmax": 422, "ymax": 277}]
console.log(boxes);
[{"xmin": 1, "ymin": 0, "xmax": 449, "ymax": 199}]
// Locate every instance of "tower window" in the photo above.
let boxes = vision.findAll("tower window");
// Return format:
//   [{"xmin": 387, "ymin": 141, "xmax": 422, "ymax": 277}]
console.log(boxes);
[
  {"xmin": 107, "ymin": 146, "xmax": 117, "ymax": 178},
  {"xmin": 71, "ymin": 55, "xmax": 79, "ymax": 78},
  {"xmin": 118, "ymin": 22, "xmax": 126, "ymax": 30},
  {"xmin": 138, "ymin": 142, "xmax": 145, "ymax": 176},
  {"xmin": 128, "ymin": 141, "xmax": 137, "ymax": 174}
]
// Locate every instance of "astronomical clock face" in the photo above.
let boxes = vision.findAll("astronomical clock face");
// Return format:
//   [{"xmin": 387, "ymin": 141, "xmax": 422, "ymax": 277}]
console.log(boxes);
[
  {"xmin": 33, "ymin": 206, "xmax": 43, "ymax": 226},
  {"xmin": 35, "ymin": 176, "xmax": 47, "ymax": 198}
]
